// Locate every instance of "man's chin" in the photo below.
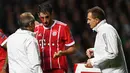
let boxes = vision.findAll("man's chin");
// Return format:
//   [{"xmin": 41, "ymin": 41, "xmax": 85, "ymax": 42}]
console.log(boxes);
[{"xmin": 43, "ymin": 24, "xmax": 48, "ymax": 27}]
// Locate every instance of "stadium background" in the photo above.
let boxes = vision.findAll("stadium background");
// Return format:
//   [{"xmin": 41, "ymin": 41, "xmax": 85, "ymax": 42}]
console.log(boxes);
[{"xmin": 0, "ymin": 0, "xmax": 130, "ymax": 73}]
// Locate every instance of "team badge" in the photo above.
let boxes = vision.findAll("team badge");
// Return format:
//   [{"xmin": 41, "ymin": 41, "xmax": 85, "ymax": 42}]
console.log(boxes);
[{"xmin": 52, "ymin": 30, "xmax": 57, "ymax": 36}]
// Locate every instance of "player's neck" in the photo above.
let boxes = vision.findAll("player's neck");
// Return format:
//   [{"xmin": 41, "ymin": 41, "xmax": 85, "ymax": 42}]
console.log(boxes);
[{"xmin": 46, "ymin": 20, "xmax": 54, "ymax": 28}]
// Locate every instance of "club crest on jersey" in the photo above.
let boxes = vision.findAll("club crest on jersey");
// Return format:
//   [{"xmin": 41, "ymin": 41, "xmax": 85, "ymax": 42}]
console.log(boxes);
[{"xmin": 52, "ymin": 30, "xmax": 57, "ymax": 36}]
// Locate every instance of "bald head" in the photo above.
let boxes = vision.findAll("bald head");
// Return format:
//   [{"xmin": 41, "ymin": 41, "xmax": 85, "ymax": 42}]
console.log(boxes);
[{"xmin": 19, "ymin": 12, "xmax": 35, "ymax": 29}]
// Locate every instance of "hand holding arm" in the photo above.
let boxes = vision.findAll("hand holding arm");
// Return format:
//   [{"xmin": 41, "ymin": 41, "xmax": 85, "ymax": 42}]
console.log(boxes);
[{"xmin": 85, "ymin": 59, "xmax": 93, "ymax": 68}]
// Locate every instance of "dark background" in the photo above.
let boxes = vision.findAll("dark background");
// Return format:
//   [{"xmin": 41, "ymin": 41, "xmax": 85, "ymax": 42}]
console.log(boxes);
[{"xmin": 0, "ymin": 0, "xmax": 130, "ymax": 73}]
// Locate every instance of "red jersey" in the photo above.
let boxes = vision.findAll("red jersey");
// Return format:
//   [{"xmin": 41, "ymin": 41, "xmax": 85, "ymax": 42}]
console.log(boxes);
[
  {"xmin": 0, "ymin": 29, "xmax": 7, "ymax": 71},
  {"xmin": 35, "ymin": 20, "xmax": 75, "ymax": 71}
]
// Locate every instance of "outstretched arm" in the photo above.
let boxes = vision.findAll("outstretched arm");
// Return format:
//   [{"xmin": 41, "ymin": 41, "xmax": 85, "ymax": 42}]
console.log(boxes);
[{"xmin": 53, "ymin": 45, "xmax": 77, "ymax": 58}]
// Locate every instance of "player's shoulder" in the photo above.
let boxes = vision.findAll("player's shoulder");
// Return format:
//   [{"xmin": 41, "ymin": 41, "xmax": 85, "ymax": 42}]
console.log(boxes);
[
  {"xmin": 55, "ymin": 20, "xmax": 67, "ymax": 27},
  {"xmin": 100, "ymin": 23, "xmax": 116, "ymax": 34}
]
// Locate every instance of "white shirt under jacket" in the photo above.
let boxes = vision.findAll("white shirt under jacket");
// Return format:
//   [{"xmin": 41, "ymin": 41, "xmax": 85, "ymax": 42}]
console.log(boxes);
[
  {"xmin": 7, "ymin": 29, "xmax": 43, "ymax": 73},
  {"xmin": 90, "ymin": 20, "xmax": 128, "ymax": 73}
]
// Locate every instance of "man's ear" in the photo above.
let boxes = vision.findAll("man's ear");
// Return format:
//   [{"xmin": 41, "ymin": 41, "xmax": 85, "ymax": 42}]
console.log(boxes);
[{"xmin": 29, "ymin": 21, "xmax": 34, "ymax": 27}]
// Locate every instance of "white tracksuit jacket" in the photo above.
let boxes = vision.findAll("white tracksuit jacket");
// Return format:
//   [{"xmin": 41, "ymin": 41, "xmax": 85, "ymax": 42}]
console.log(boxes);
[
  {"xmin": 90, "ymin": 20, "xmax": 128, "ymax": 73},
  {"xmin": 7, "ymin": 29, "xmax": 43, "ymax": 73}
]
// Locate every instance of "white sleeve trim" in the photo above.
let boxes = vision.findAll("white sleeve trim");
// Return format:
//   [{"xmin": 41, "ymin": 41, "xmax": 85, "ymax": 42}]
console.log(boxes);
[
  {"xmin": 1, "ymin": 39, "xmax": 7, "ymax": 46},
  {"xmin": 65, "ymin": 41, "xmax": 75, "ymax": 46}
]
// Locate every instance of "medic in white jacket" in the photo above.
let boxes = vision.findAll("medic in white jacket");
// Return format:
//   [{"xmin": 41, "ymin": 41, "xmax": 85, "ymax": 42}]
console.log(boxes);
[
  {"xmin": 86, "ymin": 6, "xmax": 128, "ymax": 73},
  {"xmin": 6, "ymin": 12, "xmax": 43, "ymax": 73},
  {"xmin": 7, "ymin": 29, "xmax": 43, "ymax": 73},
  {"xmin": 86, "ymin": 20, "xmax": 128, "ymax": 73}
]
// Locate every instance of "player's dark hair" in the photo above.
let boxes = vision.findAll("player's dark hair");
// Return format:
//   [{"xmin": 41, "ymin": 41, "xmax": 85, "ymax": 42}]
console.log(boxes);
[{"xmin": 38, "ymin": 1, "xmax": 53, "ymax": 14}]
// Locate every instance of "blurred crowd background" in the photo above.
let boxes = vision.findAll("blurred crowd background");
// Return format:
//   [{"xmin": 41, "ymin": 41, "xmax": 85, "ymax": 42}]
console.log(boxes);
[{"xmin": 0, "ymin": 0, "xmax": 130, "ymax": 73}]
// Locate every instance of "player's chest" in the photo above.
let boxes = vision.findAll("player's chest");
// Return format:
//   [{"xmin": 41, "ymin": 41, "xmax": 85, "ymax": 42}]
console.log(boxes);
[{"xmin": 37, "ymin": 27, "xmax": 63, "ymax": 42}]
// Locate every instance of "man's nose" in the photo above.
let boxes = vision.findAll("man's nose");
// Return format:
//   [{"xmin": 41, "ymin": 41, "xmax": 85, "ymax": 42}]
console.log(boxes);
[
  {"xmin": 87, "ymin": 21, "xmax": 89, "ymax": 24},
  {"xmin": 44, "ymin": 19, "xmax": 47, "ymax": 22}
]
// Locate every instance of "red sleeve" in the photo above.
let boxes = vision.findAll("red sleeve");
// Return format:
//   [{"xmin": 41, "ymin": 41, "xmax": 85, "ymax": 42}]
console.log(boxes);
[{"xmin": 63, "ymin": 25, "xmax": 75, "ymax": 46}]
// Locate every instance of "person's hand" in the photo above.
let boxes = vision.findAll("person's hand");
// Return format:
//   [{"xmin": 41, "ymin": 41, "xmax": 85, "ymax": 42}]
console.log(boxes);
[
  {"xmin": 0, "ymin": 69, "xmax": 7, "ymax": 73},
  {"xmin": 85, "ymin": 59, "xmax": 93, "ymax": 68},
  {"xmin": 86, "ymin": 48, "xmax": 94, "ymax": 58},
  {"xmin": 53, "ymin": 50, "xmax": 63, "ymax": 58}
]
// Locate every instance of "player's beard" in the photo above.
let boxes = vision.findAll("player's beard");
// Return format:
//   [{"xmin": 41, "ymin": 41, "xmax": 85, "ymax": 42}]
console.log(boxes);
[
  {"xmin": 43, "ymin": 22, "xmax": 48, "ymax": 27},
  {"xmin": 40, "ymin": 19, "xmax": 49, "ymax": 27}
]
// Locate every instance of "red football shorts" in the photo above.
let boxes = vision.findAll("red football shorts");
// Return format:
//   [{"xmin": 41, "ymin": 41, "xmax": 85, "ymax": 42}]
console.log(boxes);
[{"xmin": 43, "ymin": 69, "xmax": 66, "ymax": 73}]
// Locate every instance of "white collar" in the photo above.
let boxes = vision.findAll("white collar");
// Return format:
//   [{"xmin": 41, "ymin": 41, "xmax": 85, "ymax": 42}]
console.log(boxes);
[
  {"xmin": 92, "ymin": 19, "xmax": 106, "ymax": 32},
  {"xmin": 16, "ymin": 28, "xmax": 35, "ymax": 36},
  {"xmin": 43, "ymin": 20, "xmax": 57, "ymax": 29}
]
